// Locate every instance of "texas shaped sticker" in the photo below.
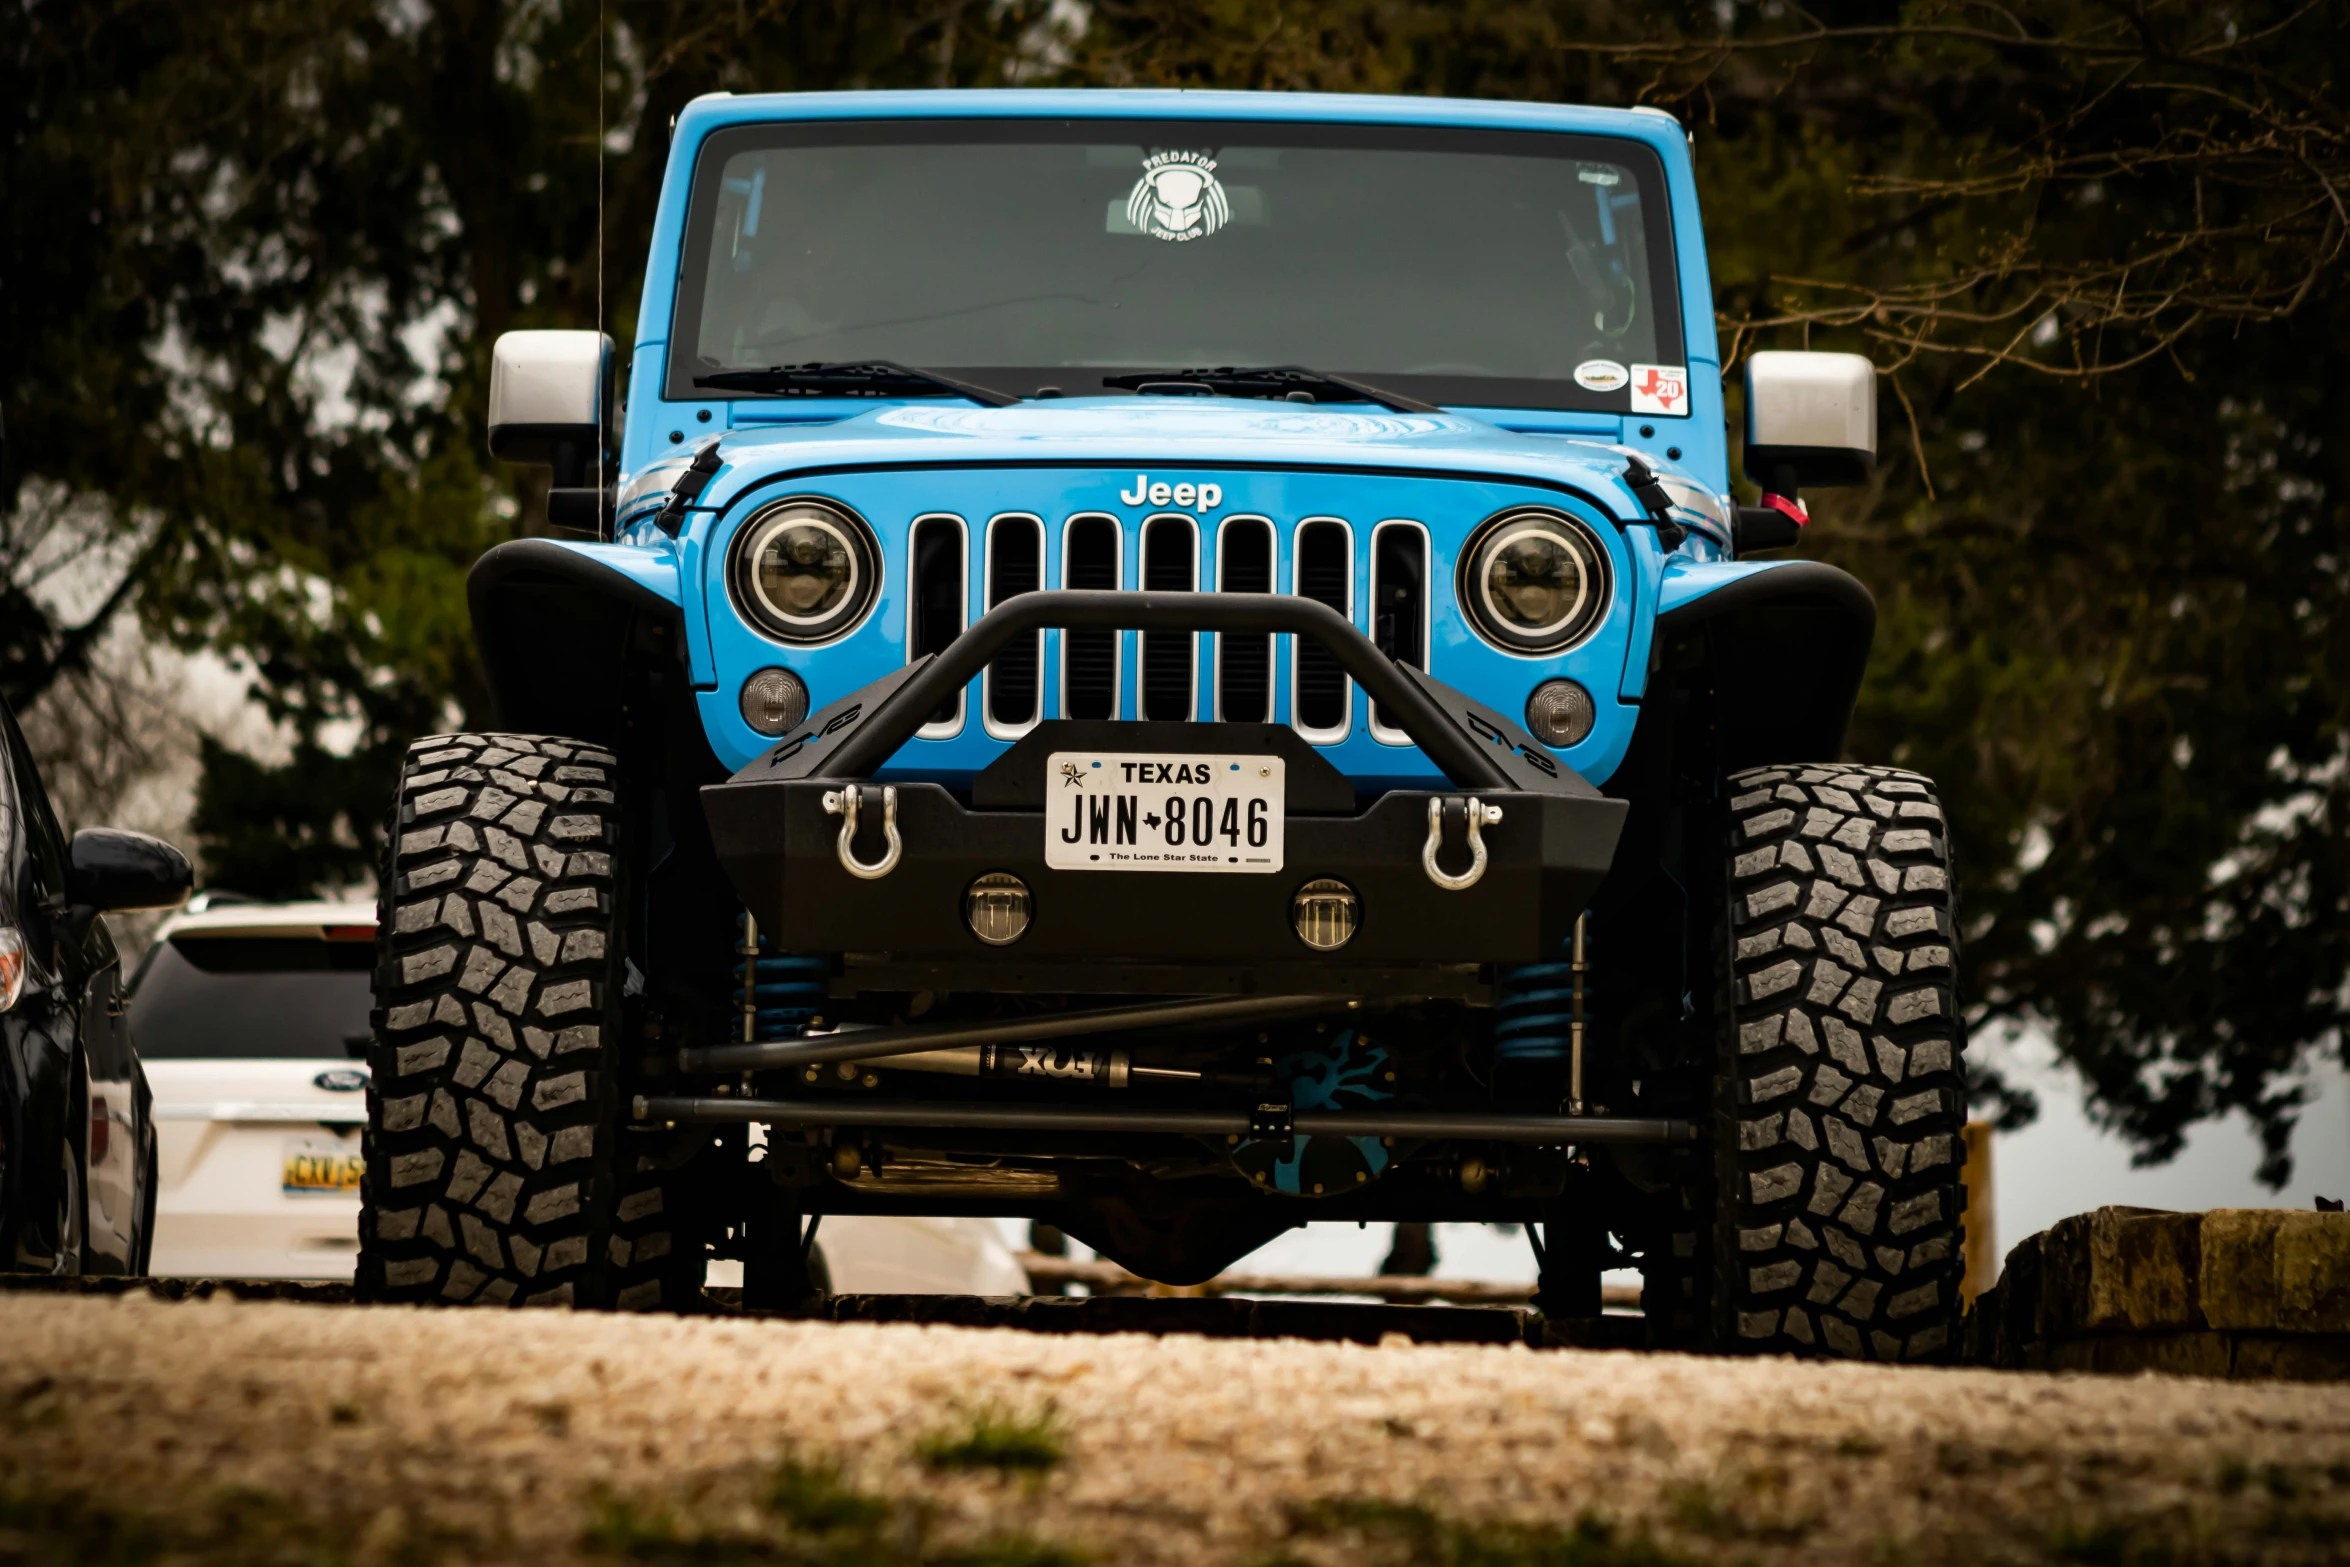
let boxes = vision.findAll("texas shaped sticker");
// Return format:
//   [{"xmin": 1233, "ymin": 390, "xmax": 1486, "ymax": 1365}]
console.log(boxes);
[{"xmin": 1629, "ymin": 363, "xmax": 1690, "ymax": 417}]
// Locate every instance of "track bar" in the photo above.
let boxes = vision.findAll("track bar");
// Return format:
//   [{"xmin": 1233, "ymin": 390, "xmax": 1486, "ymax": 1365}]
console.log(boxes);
[
  {"xmin": 634, "ymin": 1095, "xmax": 1699, "ymax": 1145},
  {"xmin": 681, "ymin": 993, "xmax": 1359, "ymax": 1074}
]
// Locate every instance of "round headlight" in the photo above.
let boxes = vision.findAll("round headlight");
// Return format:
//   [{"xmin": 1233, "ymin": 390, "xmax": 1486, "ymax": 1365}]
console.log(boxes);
[
  {"xmin": 730, "ymin": 498, "xmax": 879, "ymax": 644},
  {"xmin": 1458, "ymin": 508, "xmax": 1611, "ymax": 654}
]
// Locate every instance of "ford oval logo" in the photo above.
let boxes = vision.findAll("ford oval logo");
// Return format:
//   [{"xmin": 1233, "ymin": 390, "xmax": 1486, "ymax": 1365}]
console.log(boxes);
[{"xmin": 313, "ymin": 1068, "xmax": 369, "ymax": 1093}]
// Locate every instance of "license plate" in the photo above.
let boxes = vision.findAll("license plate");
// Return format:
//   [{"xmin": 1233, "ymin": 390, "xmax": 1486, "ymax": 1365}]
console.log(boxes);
[
  {"xmin": 1043, "ymin": 752, "xmax": 1284, "ymax": 873},
  {"xmin": 282, "ymin": 1136, "xmax": 364, "ymax": 1196}
]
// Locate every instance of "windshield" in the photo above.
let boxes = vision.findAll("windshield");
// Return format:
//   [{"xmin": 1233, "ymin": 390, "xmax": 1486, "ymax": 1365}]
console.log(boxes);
[
  {"xmin": 129, "ymin": 934, "xmax": 374, "ymax": 1060},
  {"xmin": 669, "ymin": 119, "xmax": 1682, "ymax": 412}
]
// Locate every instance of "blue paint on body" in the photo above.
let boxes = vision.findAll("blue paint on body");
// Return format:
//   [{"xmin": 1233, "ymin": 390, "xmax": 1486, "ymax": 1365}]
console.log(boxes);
[{"xmin": 581, "ymin": 88, "xmax": 1790, "ymax": 791}]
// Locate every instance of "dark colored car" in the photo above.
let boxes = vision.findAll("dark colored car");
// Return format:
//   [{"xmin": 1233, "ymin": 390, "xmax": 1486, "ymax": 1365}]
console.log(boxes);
[{"xmin": 0, "ymin": 693, "xmax": 193, "ymax": 1274}]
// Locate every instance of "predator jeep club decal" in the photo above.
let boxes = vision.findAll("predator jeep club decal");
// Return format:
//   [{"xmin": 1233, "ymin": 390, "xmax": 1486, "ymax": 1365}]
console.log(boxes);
[{"xmin": 1126, "ymin": 151, "xmax": 1231, "ymax": 242}]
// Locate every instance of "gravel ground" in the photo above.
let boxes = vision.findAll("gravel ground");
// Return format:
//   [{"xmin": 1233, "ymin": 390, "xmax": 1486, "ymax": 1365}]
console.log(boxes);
[{"xmin": 0, "ymin": 1292, "xmax": 2344, "ymax": 1565}]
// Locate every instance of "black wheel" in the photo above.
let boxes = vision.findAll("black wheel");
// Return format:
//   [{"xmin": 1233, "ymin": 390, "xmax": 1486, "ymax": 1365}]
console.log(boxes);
[
  {"xmin": 358, "ymin": 733, "xmax": 696, "ymax": 1309},
  {"xmin": 130, "ymin": 1120, "xmax": 158, "ymax": 1276},
  {"xmin": 52, "ymin": 1075, "xmax": 86, "ymax": 1278},
  {"xmin": 1709, "ymin": 763, "xmax": 1969, "ymax": 1361}
]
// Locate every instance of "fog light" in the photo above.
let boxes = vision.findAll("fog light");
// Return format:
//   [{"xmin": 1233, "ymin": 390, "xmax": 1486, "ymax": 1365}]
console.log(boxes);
[
  {"xmin": 1525, "ymin": 678, "xmax": 1595, "ymax": 748},
  {"xmin": 965, "ymin": 872, "xmax": 1032, "ymax": 945},
  {"xmin": 1291, "ymin": 878, "xmax": 1359, "ymax": 952},
  {"xmin": 740, "ymin": 667, "xmax": 809, "ymax": 736}
]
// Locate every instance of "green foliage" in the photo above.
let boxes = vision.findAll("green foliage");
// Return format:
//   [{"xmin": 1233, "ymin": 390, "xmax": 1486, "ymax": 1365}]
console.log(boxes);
[
  {"xmin": 915, "ymin": 1404, "xmax": 1067, "ymax": 1474},
  {"xmin": 1, "ymin": 0, "xmax": 1059, "ymax": 899},
  {"xmin": 929, "ymin": 1541, "xmax": 1085, "ymax": 1567},
  {"xmin": 1066, "ymin": 0, "xmax": 2350, "ymax": 1175},
  {"xmin": 0, "ymin": 1480, "xmax": 466, "ymax": 1567},
  {"xmin": 766, "ymin": 1457, "xmax": 893, "ymax": 1538},
  {"xmin": 1288, "ymin": 1497, "xmax": 1693, "ymax": 1566},
  {"xmin": 5, "ymin": 0, "xmax": 2344, "ymax": 1168},
  {"xmin": 585, "ymin": 1452, "xmax": 1086, "ymax": 1567}
]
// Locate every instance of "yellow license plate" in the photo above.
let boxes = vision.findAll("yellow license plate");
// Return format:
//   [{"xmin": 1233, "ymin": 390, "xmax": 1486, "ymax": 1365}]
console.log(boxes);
[{"xmin": 282, "ymin": 1138, "xmax": 364, "ymax": 1195}]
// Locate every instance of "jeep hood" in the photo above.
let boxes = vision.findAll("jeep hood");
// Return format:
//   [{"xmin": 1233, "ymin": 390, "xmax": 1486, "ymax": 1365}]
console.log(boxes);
[{"xmin": 650, "ymin": 398, "xmax": 1710, "ymax": 534}]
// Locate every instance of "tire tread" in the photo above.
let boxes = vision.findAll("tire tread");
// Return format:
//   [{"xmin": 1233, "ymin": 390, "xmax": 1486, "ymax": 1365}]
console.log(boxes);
[{"xmin": 1715, "ymin": 763, "xmax": 1968, "ymax": 1361}]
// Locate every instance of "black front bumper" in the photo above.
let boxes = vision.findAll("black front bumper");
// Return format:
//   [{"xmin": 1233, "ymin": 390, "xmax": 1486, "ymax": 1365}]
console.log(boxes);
[
  {"xmin": 706, "ymin": 775, "xmax": 1622, "ymax": 967},
  {"xmin": 703, "ymin": 592, "xmax": 1628, "ymax": 978}
]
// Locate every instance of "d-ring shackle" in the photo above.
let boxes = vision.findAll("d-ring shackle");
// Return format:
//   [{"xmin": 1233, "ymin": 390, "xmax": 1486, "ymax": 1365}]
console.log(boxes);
[
  {"xmin": 1423, "ymin": 796, "xmax": 1503, "ymax": 891},
  {"xmin": 821, "ymin": 784, "xmax": 902, "ymax": 880}
]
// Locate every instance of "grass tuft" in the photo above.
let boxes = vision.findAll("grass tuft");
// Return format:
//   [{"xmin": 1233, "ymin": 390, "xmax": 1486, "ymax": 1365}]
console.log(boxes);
[
  {"xmin": 767, "ymin": 1456, "xmax": 891, "ymax": 1537},
  {"xmin": 0, "ymin": 1488, "xmax": 170, "ymax": 1567},
  {"xmin": 585, "ymin": 1450, "xmax": 1085, "ymax": 1567},
  {"xmin": 930, "ymin": 1537, "xmax": 1088, "ymax": 1567},
  {"xmin": 916, "ymin": 1404, "xmax": 1067, "ymax": 1474},
  {"xmin": 584, "ymin": 1493, "xmax": 785, "ymax": 1565},
  {"xmin": 2046, "ymin": 1521, "xmax": 2133, "ymax": 1565},
  {"xmin": 1290, "ymin": 1496, "xmax": 1694, "ymax": 1566},
  {"xmin": 0, "ymin": 1480, "xmax": 473, "ymax": 1567}
]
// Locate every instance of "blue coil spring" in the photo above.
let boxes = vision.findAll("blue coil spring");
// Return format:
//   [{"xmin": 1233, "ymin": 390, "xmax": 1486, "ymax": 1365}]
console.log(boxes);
[
  {"xmin": 1493, "ymin": 958, "xmax": 1578, "ymax": 1063},
  {"xmin": 733, "ymin": 912, "xmax": 828, "ymax": 1042}
]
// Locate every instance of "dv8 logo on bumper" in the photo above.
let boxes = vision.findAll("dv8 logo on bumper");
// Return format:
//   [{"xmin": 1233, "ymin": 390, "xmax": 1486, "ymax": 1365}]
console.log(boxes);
[{"xmin": 1043, "ymin": 752, "xmax": 1285, "ymax": 874}]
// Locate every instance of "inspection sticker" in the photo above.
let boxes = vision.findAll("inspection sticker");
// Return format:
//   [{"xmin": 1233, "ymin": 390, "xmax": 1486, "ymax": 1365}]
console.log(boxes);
[{"xmin": 1629, "ymin": 363, "xmax": 1690, "ymax": 416}]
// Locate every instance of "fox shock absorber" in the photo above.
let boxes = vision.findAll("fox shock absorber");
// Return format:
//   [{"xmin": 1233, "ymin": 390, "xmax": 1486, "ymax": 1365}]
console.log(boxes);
[{"xmin": 879, "ymin": 1042, "xmax": 1205, "ymax": 1088}]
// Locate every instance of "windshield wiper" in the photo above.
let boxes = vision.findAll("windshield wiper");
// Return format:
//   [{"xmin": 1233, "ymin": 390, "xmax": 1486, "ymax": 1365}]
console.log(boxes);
[
  {"xmin": 1098, "ymin": 365, "xmax": 1439, "ymax": 414},
  {"xmin": 694, "ymin": 361, "xmax": 1019, "ymax": 408}
]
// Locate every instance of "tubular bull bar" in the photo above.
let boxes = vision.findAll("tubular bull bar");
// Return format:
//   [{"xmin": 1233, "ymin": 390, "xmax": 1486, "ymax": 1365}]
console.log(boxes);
[{"xmin": 700, "ymin": 591, "xmax": 1629, "ymax": 971}]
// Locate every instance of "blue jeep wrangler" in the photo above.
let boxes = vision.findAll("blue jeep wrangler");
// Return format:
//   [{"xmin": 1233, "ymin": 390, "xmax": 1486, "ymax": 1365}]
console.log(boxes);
[{"xmin": 362, "ymin": 89, "xmax": 1966, "ymax": 1361}]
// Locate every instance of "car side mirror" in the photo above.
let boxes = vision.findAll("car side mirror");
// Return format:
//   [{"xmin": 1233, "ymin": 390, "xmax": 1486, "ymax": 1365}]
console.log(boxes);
[
  {"xmin": 1734, "ymin": 351, "xmax": 1877, "ymax": 554},
  {"xmin": 66, "ymin": 829, "xmax": 194, "ymax": 915},
  {"xmin": 488, "ymin": 330, "xmax": 616, "ymax": 534},
  {"xmin": 1742, "ymin": 350, "xmax": 1876, "ymax": 496}
]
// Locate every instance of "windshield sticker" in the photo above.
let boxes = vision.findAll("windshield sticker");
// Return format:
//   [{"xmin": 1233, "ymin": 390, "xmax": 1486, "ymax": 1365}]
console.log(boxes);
[
  {"xmin": 1574, "ymin": 359, "xmax": 1629, "ymax": 392},
  {"xmin": 1126, "ymin": 151, "xmax": 1232, "ymax": 243},
  {"xmin": 1629, "ymin": 363, "xmax": 1690, "ymax": 416}
]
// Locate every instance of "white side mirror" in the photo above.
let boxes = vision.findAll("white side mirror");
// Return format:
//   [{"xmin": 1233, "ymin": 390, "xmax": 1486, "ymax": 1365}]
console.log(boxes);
[
  {"xmin": 488, "ymin": 330, "xmax": 615, "ymax": 484},
  {"xmin": 1743, "ymin": 351, "xmax": 1875, "ymax": 491}
]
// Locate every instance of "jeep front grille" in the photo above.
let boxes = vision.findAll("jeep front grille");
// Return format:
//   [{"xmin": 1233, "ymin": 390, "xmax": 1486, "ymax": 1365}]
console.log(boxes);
[
  {"xmin": 1214, "ymin": 517, "xmax": 1275, "ymax": 722},
  {"xmin": 1291, "ymin": 518, "xmax": 1353, "ymax": 740},
  {"xmin": 909, "ymin": 514, "xmax": 967, "ymax": 733},
  {"xmin": 942, "ymin": 507, "xmax": 1426, "ymax": 743},
  {"xmin": 1060, "ymin": 514, "xmax": 1119, "ymax": 720},
  {"xmin": 1370, "ymin": 520, "xmax": 1429, "ymax": 741},
  {"xmin": 983, "ymin": 514, "xmax": 1042, "ymax": 733},
  {"xmin": 1140, "ymin": 515, "xmax": 1199, "ymax": 720}
]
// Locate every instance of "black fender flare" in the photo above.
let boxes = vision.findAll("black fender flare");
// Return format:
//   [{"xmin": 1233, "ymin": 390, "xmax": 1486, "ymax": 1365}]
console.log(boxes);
[
  {"xmin": 466, "ymin": 540, "xmax": 685, "ymax": 745},
  {"xmin": 1653, "ymin": 561, "xmax": 1876, "ymax": 769}
]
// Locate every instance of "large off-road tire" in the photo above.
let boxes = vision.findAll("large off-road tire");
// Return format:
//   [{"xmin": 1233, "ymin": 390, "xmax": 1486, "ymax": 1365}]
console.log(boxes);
[
  {"xmin": 1712, "ymin": 763, "xmax": 1970, "ymax": 1360},
  {"xmin": 358, "ymin": 733, "xmax": 692, "ymax": 1309}
]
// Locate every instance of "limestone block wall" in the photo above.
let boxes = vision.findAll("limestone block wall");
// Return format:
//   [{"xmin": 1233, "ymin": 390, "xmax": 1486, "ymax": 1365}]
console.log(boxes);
[{"xmin": 1965, "ymin": 1206, "xmax": 2350, "ymax": 1380}]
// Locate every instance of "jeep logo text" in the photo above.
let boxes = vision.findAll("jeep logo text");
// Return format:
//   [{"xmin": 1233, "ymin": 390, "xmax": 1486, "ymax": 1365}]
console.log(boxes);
[{"xmin": 1118, "ymin": 474, "xmax": 1222, "ymax": 511}]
